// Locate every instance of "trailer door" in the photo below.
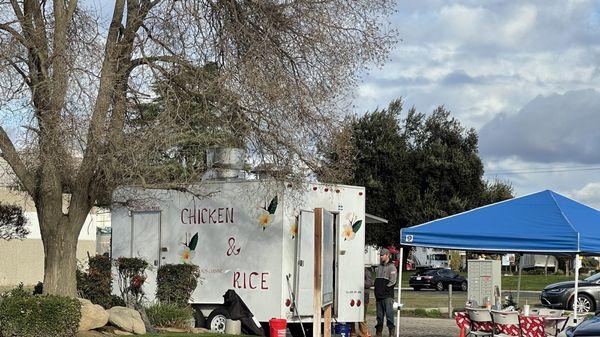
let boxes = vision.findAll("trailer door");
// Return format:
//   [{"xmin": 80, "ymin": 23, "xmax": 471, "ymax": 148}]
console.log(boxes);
[
  {"xmin": 295, "ymin": 209, "xmax": 335, "ymax": 316},
  {"xmin": 322, "ymin": 211, "xmax": 334, "ymax": 307},
  {"xmin": 131, "ymin": 211, "xmax": 161, "ymax": 301},
  {"xmin": 295, "ymin": 210, "xmax": 315, "ymax": 316}
]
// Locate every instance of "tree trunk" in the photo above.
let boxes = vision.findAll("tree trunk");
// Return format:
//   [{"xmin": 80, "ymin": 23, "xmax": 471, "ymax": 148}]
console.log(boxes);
[{"xmin": 41, "ymin": 221, "xmax": 79, "ymax": 296}]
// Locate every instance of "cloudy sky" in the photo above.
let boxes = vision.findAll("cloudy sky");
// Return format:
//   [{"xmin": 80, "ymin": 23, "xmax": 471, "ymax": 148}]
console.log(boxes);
[{"xmin": 354, "ymin": 0, "xmax": 600, "ymax": 207}]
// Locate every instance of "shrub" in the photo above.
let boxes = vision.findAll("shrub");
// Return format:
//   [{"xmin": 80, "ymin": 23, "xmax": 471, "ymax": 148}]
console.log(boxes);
[
  {"xmin": 524, "ymin": 269, "xmax": 545, "ymax": 275},
  {"xmin": 156, "ymin": 264, "xmax": 200, "ymax": 306},
  {"xmin": 115, "ymin": 257, "xmax": 149, "ymax": 306},
  {"xmin": 579, "ymin": 267, "xmax": 590, "ymax": 275},
  {"xmin": 146, "ymin": 302, "xmax": 194, "ymax": 328},
  {"xmin": 111, "ymin": 294, "xmax": 126, "ymax": 307},
  {"xmin": 413, "ymin": 308, "xmax": 427, "ymax": 317},
  {"xmin": 32, "ymin": 282, "xmax": 43, "ymax": 295},
  {"xmin": 413, "ymin": 308, "xmax": 442, "ymax": 318},
  {"xmin": 77, "ymin": 254, "xmax": 114, "ymax": 308},
  {"xmin": 0, "ymin": 285, "xmax": 81, "ymax": 337}
]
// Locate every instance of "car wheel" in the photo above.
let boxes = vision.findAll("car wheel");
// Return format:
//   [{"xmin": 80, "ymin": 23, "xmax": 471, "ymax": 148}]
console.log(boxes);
[
  {"xmin": 461, "ymin": 281, "xmax": 468, "ymax": 291},
  {"xmin": 207, "ymin": 307, "xmax": 230, "ymax": 333},
  {"xmin": 436, "ymin": 281, "xmax": 444, "ymax": 291},
  {"xmin": 573, "ymin": 294, "xmax": 595, "ymax": 313},
  {"xmin": 413, "ymin": 286, "xmax": 422, "ymax": 291}
]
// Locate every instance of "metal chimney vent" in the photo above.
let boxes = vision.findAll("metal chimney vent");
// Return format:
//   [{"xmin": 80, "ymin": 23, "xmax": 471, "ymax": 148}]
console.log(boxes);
[{"xmin": 203, "ymin": 148, "xmax": 247, "ymax": 181}]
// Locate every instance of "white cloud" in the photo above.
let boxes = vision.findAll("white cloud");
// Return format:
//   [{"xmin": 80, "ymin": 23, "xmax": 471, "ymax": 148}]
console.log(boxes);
[
  {"xmin": 568, "ymin": 183, "xmax": 600, "ymax": 209},
  {"xmin": 479, "ymin": 89, "xmax": 600, "ymax": 164},
  {"xmin": 354, "ymin": 1, "xmax": 600, "ymax": 128},
  {"xmin": 352, "ymin": 1, "xmax": 600, "ymax": 202}
]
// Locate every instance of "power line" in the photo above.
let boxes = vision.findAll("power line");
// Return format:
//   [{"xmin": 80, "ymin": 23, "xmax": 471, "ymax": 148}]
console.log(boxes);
[{"xmin": 484, "ymin": 166, "xmax": 600, "ymax": 176}]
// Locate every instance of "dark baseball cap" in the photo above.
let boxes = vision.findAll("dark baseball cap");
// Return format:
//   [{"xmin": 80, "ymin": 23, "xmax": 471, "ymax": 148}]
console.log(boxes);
[{"xmin": 380, "ymin": 248, "xmax": 390, "ymax": 256}]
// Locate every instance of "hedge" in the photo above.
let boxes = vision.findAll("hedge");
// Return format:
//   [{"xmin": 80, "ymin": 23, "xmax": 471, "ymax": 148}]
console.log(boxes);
[
  {"xmin": 156, "ymin": 264, "xmax": 200, "ymax": 306},
  {"xmin": 0, "ymin": 285, "xmax": 81, "ymax": 337}
]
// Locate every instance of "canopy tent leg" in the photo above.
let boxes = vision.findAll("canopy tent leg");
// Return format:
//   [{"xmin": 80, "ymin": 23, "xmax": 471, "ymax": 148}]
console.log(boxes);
[
  {"xmin": 395, "ymin": 247, "xmax": 403, "ymax": 337},
  {"xmin": 516, "ymin": 254, "xmax": 523, "ymax": 306},
  {"xmin": 574, "ymin": 254, "xmax": 580, "ymax": 324}
]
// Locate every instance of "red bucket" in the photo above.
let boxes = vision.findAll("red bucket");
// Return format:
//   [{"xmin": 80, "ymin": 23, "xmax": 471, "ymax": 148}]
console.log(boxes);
[{"xmin": 269, "ymin": 318, "xmax": 287, "ymax": 337}]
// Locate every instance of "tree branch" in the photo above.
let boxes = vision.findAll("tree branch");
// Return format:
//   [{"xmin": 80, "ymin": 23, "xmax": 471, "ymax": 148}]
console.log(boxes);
[
  {"xmin": 0, "ymin": 125, "xmax": 35, "ymax": 194},
  {"xmin": 0, "ymin": 22, "xmax": 28, "ymax": 46},
  {"xmin": 9, "ymin": 0, "xmax": 25, "ymax": 28},
  {"xmin": 128, "ymin": 55, "xmax": 192, "ymax": 72},
  {"xmin": 7, "ymin": 59, "xmax": 31, "ymax": 87}
]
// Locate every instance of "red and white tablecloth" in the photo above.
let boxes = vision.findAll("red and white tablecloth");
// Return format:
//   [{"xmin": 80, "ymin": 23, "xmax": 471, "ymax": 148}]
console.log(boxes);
[{"xmin": 455, "ymin": 312, "xmax": 547, "ymax": 337}]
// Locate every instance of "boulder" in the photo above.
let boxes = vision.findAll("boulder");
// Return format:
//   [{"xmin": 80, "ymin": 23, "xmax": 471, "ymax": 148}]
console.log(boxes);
[
  {"xmin": 76, "ymin": 331, "xmax": 105, "ymax": 337},
  {"xmin": 78, "ymin": 298, "xmax": 109, "ymax": 332},
  {"xmin": 106, "ymin": 306, "xmax": 146, "ymax": 335}
]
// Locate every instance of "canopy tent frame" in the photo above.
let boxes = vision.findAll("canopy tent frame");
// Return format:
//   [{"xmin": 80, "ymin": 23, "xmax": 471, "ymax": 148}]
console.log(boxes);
[{"xmin": 394, "ymin": 190, "xmax": 600, "ymax": 337}]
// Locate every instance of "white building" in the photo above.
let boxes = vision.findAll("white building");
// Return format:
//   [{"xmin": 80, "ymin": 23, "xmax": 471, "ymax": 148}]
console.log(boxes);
[{"xmin": 0, "ymin": 159, "xmax": 98, "ymax": 287}]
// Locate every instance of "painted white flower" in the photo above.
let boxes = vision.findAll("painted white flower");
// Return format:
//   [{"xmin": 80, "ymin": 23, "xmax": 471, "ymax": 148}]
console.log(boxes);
[
  {"xmin": 342, "ymin": 224, "xmax": 355, "ymax": 241},
  {"xmin": 258, "ymin": 210, "xmax": 273, "ymax": 230},
  {"xmin": 180, "ymin": 246, "xmax": 196, "ymax": 264}
]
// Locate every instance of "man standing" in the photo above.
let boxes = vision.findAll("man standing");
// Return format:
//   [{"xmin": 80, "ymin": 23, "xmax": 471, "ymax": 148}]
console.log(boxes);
[{"xmin": 374, "ymin": 248, "xmax": 397, "ymax": 337}]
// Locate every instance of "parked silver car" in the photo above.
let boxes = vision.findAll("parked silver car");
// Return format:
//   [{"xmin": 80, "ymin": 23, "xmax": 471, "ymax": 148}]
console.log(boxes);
[{"xmin": 541, "ymin": 273, "xmax": 600, "ymax": 313}]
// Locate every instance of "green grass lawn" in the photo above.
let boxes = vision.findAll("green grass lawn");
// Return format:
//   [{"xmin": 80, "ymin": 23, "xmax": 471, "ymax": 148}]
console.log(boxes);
[
  {"xmin": 136, "ymin": 332, "xmax": 245, "ymax": 337},
  {"xmin": 401, "ymin": 271, "xmax": 573, "ymax": 291}
]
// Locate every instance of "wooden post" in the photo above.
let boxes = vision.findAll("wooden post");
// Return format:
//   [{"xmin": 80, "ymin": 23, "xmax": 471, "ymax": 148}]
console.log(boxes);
[
  {"xmin": 314, "ymin": 208, "xmax": 323, "ymax": 337},
  {"xmin": 324, "ymin": 305, "xmax": 332, "ymax": 337}
]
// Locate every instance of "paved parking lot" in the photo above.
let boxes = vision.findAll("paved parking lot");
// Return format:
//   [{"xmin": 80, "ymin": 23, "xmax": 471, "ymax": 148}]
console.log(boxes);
[{"xmin": 365, "ymin": 315, "xmax": 457, "ymax": 337}]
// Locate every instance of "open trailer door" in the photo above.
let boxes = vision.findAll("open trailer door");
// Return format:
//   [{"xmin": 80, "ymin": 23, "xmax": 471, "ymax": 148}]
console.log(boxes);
[{"xmin": 295, "ymin": 209, "xmax": 335, "ymax": 317}]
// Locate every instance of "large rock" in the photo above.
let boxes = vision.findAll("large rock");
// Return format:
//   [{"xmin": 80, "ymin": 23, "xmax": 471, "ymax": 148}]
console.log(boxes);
[
  {"xmin": 78, "ymin": 298, "xmax": 109, "ymax": 332},
  {"xmin": 76, "ymin": 331, "xmax": 105, "ymax": 337},
  {"xmin": 106, "ymin": 306, "xmax": 146, "ymax": 335}
]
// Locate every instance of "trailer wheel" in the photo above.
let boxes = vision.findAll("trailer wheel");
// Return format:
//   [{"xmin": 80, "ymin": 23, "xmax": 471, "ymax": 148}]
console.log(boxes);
[{"xmin": 207, "ymin": 307, "xmax": 230, "ymax": 333}]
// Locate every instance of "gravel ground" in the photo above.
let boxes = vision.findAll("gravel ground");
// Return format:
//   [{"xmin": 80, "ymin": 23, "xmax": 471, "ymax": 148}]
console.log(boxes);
[{"xmin": 365, "ymin": 314, "xmax": 457, "ymax": 337}]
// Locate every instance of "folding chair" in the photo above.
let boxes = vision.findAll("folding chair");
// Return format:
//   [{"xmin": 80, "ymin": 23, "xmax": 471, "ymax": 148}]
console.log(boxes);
[
  {"xmin": 466, "ymin": 308, "xmax": 494, "ymax": 337},
  {"xmin": 491, "ymin": 310, "xmax": 521, "ymax": 337},
  {"xmin": 538, "ymin": 309, "xmax": 565, "ymax": 336}
]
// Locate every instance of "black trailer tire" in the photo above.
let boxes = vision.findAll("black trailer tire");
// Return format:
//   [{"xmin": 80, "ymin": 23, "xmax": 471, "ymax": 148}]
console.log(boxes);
[
  {"xmin": 192, "ymin": 305, "xmax": 207, "ymax": 328},
  {"xmin": 207, "ymin": 307, "xmax": 230, "ymax": 333}
]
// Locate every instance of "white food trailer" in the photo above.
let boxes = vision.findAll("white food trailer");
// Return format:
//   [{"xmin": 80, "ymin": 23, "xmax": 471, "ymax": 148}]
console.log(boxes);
[{"xmin": 111, "ymin": 179, "xmax": 366, "ymax": 331}]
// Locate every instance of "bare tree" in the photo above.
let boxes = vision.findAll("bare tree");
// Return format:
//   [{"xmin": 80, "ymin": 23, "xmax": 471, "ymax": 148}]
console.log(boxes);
[
  {"xmin": 0, "ymin": 202, "xmax": 29, "ymax": 240},
  {"xmin": 0, "ymin": 0, "xmax": 396, "ymax": 296}
]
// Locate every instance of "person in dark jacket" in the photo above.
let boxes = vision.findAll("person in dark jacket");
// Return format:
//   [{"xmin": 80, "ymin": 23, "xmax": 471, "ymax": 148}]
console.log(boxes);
[{"xmin": 374, "ymin": 248, "xmax": 396, "ymax": 337}]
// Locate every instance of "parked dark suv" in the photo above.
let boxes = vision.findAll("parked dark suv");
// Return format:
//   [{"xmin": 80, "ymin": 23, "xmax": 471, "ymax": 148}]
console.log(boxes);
[
  {"xmin": 541, "ymin": 272, "xmax": 600, "ymax": 313},
  {"xmin": 409, "ymin": 268, "xmax": 467, "ymax": 291}
]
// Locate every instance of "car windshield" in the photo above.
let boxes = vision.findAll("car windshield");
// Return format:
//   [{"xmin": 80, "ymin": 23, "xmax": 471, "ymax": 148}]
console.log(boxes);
[
  {"xmin": 585, "ymin": 273, "xmax": 600, "ymax": 282},
  {"xmin": 431, "ymin": 254, "xmax": 447, "ymax": 261}
]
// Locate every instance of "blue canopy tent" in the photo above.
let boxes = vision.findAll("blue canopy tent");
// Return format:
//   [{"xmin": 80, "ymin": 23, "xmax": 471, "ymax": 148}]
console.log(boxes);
[{"xmin": 394, "ymin": 190, "xmax": 600, "ymax": 334}]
